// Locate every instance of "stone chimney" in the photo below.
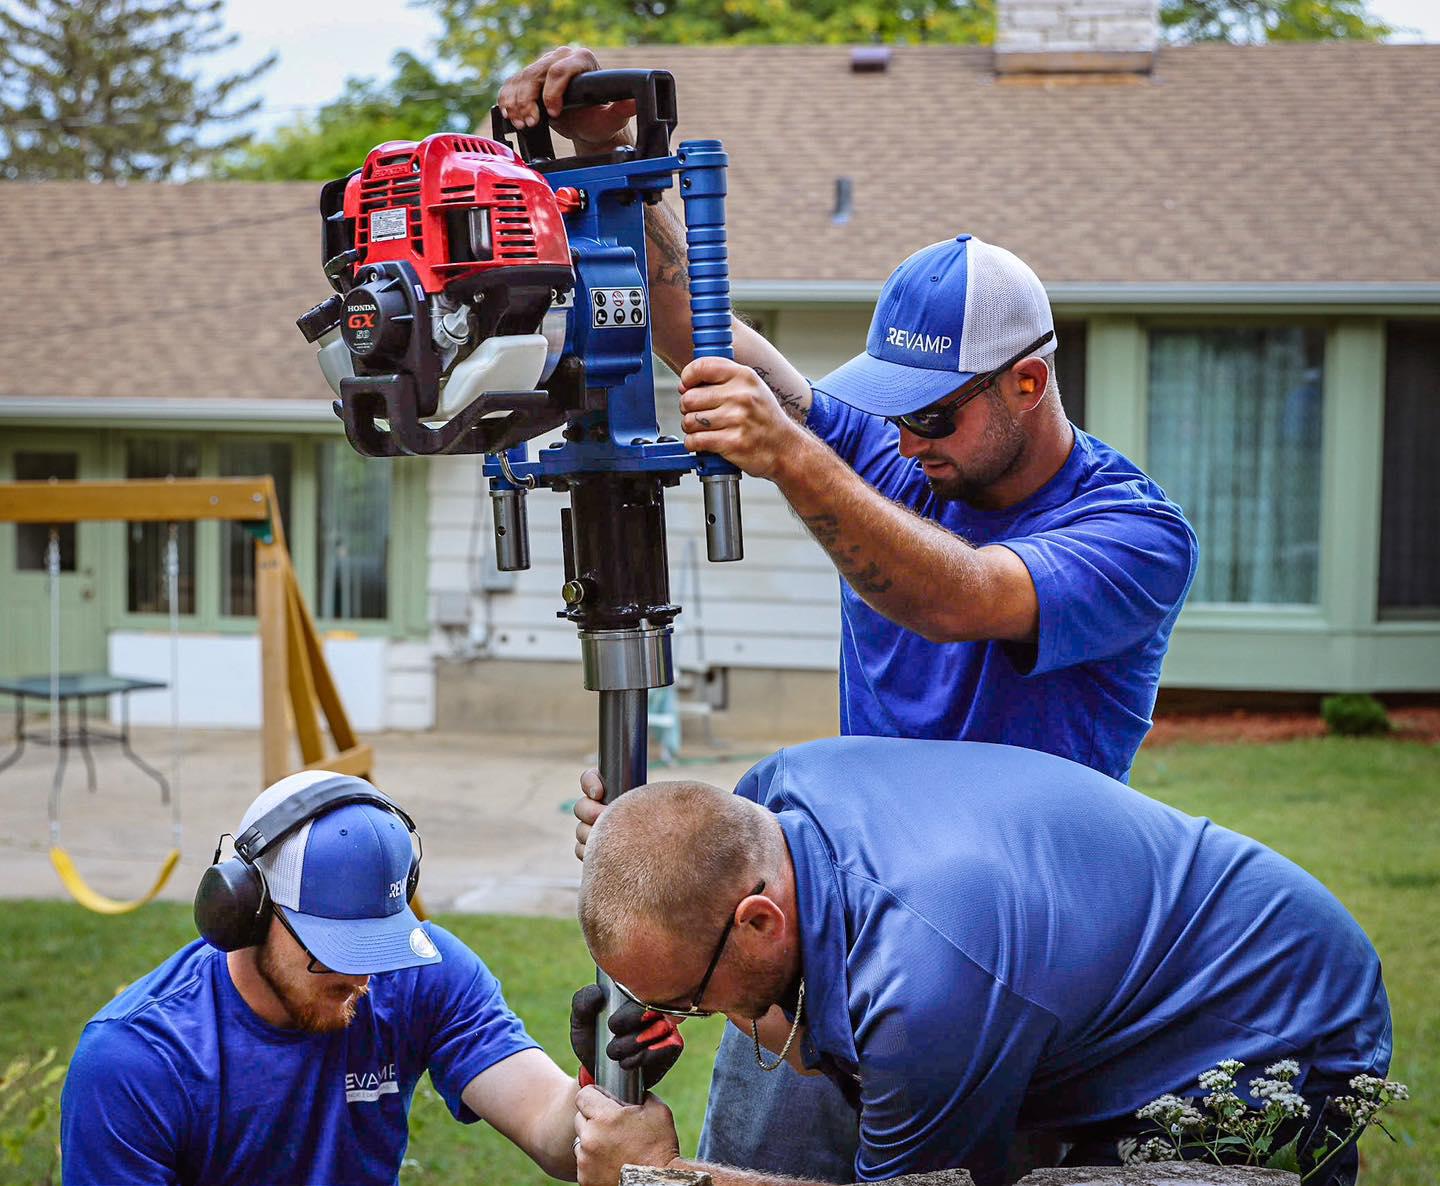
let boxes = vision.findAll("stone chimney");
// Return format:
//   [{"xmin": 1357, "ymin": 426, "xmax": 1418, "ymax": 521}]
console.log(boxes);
[{"xmin": 995, "ymin": 0, "xmax": 1160, "ymax": 75}]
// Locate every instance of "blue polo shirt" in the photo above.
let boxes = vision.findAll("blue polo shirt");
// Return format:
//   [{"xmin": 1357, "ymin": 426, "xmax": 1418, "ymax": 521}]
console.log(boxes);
[
  {"xmin": 737, "ymin": 737, "xmax": 1390, "ymax": 1185},
  {"xmin": 807, "ymin": 391, "xmax": 1197, "ymax": 780},
  {"xmin": 60, "ymin": 923, "xmax": 539, "ymax": 1186}
]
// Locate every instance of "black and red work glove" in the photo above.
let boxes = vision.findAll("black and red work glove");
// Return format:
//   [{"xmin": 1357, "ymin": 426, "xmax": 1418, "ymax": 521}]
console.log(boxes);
[{"xmin": 569, "ymin": 983, "xmax": 684, "ymax": 1090}]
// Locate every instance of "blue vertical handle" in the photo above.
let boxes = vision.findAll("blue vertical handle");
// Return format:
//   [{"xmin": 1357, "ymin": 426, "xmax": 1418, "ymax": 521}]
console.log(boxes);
[
  {"xmin": 677, "ymin": 139, "xmax": 744, "ymax": 562},
  {"xmin": 677, "ymin": 138, "xmax": 735, "ymax": 370}
]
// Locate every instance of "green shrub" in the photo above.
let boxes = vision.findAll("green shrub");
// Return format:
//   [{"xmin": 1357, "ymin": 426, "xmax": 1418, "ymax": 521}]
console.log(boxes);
[
  {"xmin": 0, "ymin": 1049, "xmax": 65, "ymax": 1184},
  {"xmin": 1322, "ymin": 694, "xmax": 1391, "ymax": 737}
]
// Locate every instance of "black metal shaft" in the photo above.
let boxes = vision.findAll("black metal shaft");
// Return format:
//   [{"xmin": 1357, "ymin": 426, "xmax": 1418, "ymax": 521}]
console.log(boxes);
[{"xmin": 562, "ymin": 475, "xmax": 678, "ymax": 631}]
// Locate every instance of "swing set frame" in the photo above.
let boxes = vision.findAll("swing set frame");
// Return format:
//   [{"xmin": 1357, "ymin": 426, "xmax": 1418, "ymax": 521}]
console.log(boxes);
[{"xmin": 0, "ymin": 477, "xmax": 377, "ymax": 909}]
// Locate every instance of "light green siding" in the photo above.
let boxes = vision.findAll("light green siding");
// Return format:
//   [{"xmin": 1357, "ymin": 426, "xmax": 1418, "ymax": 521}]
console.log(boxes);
[
  {"xmin": 747, "ymin": 303, "xmax": 1440, "ymax": 692},
  {"xmin": 0, "ymin": 419, "xmax": 428, "ymax": 643}
]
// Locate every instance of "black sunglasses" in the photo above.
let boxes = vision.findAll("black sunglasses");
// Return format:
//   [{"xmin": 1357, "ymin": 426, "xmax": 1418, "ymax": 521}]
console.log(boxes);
[
  {"xmin": 889, "ymin": 331, "xmax": 1055, "ymax": 440},
  {"xmin": 273, "ymin": 906, "xmax": 337, "ymax": 976},
  {"xmin": 613, "ymin": 880, "xmax": 766, "ymax": 1018}
]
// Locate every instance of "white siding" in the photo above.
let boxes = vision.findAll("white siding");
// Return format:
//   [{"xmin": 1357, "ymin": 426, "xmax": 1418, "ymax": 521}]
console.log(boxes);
[
  {"xmin": 422, "ymin": 309, "xmax": 877, "ymax": 675},
  {"xmin": 107, "ymin": 633, "xmax": 430, "ymax": 731},
  {"xmin": 423, "ymin": 441, "xmax": 843, "ymax": 672}
]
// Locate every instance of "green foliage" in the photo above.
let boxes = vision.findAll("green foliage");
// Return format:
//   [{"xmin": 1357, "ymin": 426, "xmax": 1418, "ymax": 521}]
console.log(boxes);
[
  {"xmin": 0, "ymin": 1049, "xmax": 65, "ymax": 1184},
  {"xmin": 430, "ymin": 0, "xmax": 996, "ymax": 93},
  {"xmin": 1160, "ymin": 0, "xmax": 1394, "ymax": 43},
  {"xmin": 225, "ymin": 0, "xmax": 1396, "ymax": 182},
  {"xmin": 1322, "ymin": 693, "xmax": 1392, "ymax": 736},
  {"xmin": 0, "ymin": 0, "xmax": 275, "ymax": 181},
  {"xmin": 220, "ymin": 52, "xmax": 485, "ymax": 182},
  {"xmin": 223, "ymin": 0, "xmax": 996, "ymax": 180}
]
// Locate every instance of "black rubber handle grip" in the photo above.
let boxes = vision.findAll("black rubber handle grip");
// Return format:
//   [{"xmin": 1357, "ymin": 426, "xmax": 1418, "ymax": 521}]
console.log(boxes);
[{"xmin": 490, "ymin": 69, "xmax": 677, "ymax": 167}]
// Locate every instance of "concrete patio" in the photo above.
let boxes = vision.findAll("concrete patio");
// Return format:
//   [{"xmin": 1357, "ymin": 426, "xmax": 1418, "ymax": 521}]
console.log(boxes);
[{"xmin": 0, "ymin": 720, "xmax": 772, "ymax": 916}]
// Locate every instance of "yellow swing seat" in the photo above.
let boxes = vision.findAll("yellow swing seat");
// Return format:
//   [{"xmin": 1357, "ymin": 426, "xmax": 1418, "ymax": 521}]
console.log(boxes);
[{"xmin": 49, "ymin": 845, "xmax": 182, "ymax": 915}]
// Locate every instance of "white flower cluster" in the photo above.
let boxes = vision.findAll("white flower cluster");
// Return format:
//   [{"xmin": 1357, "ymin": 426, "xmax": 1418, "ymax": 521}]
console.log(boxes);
[
  {"xmin": 1332, "ymin": 1095, "xmax": 1385, "ymax": 1126},
  {"xmin": 1197, "ymin": 1067, "xmax": 1235, "ymax": 1091},
  {"xmin": 1249, "ymin": 1077, "xmax": 1311, "ymax": 1119},
  {"xmin": 1329, "ymin": 1075, "xmax": 1410, "ymax": 1133},
  {"xmin": 1350, "ymin": 1075, "xmax": 1410, "ymax": 1102},
  {"xmin": 1135, "ymin": 1094, "xmax": 1205, "ymax": 1131},
  {"xmin": 1124, "ymin": 1137, "xmax": 1180, "ymax": 1164},
  {"xmin": 1132, "ymin": 1059, "xmax": 1413, "ymax": 1176}
]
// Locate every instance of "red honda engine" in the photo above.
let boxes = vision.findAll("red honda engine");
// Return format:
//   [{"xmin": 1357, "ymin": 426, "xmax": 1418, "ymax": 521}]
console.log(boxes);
[
  {"xmin": 300, "ymin": 133, "xmax": 577, "ymax": 426},
  {"xmin": 338, "ymin": 132, "xmax": 571, "ymax": 293}
]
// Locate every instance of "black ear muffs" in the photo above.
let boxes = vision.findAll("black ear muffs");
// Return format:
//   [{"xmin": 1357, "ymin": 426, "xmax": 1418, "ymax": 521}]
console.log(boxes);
[
  {"xmin": 193, "ymin": 775, "xmax": 421, "ymax": 953},
  {"xmin": 194, "ymin": 857, "xmax": 271, "ymax": 952}
]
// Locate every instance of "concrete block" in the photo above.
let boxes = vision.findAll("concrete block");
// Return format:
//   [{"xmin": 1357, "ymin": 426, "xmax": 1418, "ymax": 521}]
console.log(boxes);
[
  {"xmin": 876, "ymin": 1170, "xmax": 974, "ymax": 1185},
  {"xmin": 619, "ymin": 1169, "xmax": 713, "ymax": 1186},
  {"xmin": 1015, "ymin": 1165, "xmax": 1298, "ymax": 1185}
]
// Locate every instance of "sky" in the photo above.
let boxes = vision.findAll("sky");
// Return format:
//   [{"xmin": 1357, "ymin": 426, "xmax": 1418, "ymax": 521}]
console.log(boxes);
[
  {"xmin": 207, "ymin": 0, "xmax": 1440, "ymax": 139},
  {"xmin": 207, "ymin": 0, "xmax": 445, "ymax": 137}
]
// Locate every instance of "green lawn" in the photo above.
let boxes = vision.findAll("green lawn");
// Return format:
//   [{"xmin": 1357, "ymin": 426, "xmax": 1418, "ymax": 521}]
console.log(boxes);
[{"xmin": 1, "ymin": 737, "xmax": 1434, "ymax": 1185}]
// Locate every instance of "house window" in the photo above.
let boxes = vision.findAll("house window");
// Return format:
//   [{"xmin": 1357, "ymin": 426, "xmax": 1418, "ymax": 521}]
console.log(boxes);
[
  {"xmin": 125, "ymin": 439, "xmax": 199, "ymax": 614},
  {"xmin": 1147, "ymin": 326, "xmax": 1324, "ymax": 605},
  {"xmin": 315, "ymin": 443, "xmax": 390, "ymax": 621},
  {"xmin": 219, "ymin": 442, "xmax": 293, "ymax": 617},
  {"xmin": 1053, "ymin": 319, "xmax": 1087, "ymax": 430},
  {"xmin": 1379, "ymin": 321, "xmax": 1440, "ymax": 618},
  {"xmin": 14, "ymin": 451, "xmax": 77, "ymax": 571}
]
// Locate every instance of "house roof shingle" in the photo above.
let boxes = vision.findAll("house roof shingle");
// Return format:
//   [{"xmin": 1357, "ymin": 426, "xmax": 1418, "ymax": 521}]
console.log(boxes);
[{"xmin": 3, "ymin": 42, "xmax": 1437, "ymax": 400}]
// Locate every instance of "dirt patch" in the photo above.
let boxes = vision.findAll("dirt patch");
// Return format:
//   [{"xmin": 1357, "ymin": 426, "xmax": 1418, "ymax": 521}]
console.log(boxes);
[{"xmin": 1146, "ymin": 707, "xmax": 1440, "ymax": 747}]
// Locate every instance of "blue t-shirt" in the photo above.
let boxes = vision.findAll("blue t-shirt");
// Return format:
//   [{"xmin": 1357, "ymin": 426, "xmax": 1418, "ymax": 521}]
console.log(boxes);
[
  {"xmin": 807, "ymin": 391, "xmax": 1198, "ymax": 780},
  {"xmin": 60, "ymin": 923, "xmax": 539, "ymax": 1186},
  {"xmin": 738, "ymin": 737, "xmax": 1391, "ymax": 1186}
]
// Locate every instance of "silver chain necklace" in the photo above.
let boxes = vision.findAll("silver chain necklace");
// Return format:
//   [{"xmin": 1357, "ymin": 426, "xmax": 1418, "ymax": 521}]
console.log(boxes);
[{"xmin": 752, "ymin": 979, "xmax": 805, "ymax": 1072}]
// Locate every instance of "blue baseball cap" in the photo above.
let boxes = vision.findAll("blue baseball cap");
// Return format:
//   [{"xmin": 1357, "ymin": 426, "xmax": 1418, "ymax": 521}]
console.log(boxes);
[
  {"xmin": 813, "ymin": 234, "xmax": 1056, "ymax": 417},
  {"xmin": 242, "ymin": 771, "xmax": 440, "ymax": 975}
]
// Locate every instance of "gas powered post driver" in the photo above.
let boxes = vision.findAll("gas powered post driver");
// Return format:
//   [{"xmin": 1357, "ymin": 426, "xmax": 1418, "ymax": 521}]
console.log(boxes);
[{"xmin": 294, "ymin": 69, "xmax": 742, "ymax": 1104}]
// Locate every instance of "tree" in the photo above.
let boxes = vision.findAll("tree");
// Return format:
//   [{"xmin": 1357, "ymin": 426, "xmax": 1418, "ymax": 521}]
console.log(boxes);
[
  {"xmin": 0, "ymin": 0, "xmax": 275, "ymax": 181},
  {"xmin": 222, "ymin": 52, "xmax": 480, "ymax": 181},
  {"xmin": 1160, "ymin": 0, "xmax": 1393, "ymax": 42},
  {"xmin": 226, "ymin": 0, "xmax": 1394, "ymax": 182},
  {"xmin": 219, "ymin": 0, "xmax": 995, "ymax": 180},
  {"xmin": 429, "ymin": 0, "xmax": 995, "ymax": 91}
]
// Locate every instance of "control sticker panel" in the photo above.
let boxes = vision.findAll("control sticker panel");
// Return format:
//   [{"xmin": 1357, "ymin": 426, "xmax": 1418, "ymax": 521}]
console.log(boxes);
[{"xmin": 591, "ymin": 287, "xmax": 646, "ymax": 329}]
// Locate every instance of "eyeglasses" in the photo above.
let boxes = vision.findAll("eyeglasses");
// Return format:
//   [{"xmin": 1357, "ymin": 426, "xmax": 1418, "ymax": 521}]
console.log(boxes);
[
  {"xmin": 273, "ymin": 906, "xmax": 336, "ymax": 976},
  {"xmin": 889, "ymin": 330, "xmax": 1055, "ymax": 440},
  {"xmin": 612, "ymin": 880, "xmax": 766, "ymax": 1018}
]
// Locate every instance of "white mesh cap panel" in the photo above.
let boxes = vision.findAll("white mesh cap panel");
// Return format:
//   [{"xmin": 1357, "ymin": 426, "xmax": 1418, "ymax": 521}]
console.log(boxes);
[
  {"xmin": 256, "ymin": 819, "xmax": 314, "ymax": 909},
  {"xmin": 236, "ymin": 769, "xmax": 339, "ymax": 911},
  {"xmin": 957, "ymin": 239, "xmax": 1056, "ymax": 374}
]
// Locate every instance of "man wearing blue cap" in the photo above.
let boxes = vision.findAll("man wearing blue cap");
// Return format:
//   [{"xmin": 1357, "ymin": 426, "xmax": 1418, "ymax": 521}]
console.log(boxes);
[
  {"xmin": 502, "ymin": 45, "xmax": 1200, "ymax": 1184},
  {"xmin": 59, "ymin": 770, "xmax": 683, "ymax": 1186}
]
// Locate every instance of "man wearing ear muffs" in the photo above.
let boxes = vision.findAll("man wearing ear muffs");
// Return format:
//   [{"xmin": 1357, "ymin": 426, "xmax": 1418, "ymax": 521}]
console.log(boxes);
[{"xmin": 58, "ymin": 769, "xmax": 684, "ymax": 1186}]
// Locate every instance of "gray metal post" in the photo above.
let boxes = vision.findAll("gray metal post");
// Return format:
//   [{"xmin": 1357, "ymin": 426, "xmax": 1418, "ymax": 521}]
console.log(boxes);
[{"xmin": 593, "ymin": 684, "xmax": 649, "ymax": 1102}]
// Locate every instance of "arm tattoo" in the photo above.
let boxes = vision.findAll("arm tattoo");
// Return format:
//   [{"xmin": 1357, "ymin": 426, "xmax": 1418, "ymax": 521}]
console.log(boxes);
[
  {"xmin": 801, "ymin": 512, "xmax": 895, "ymax": 595},
  {"xmin": 645, "ymin": 203, "xmax": 690, "ymax": 293},
  {"xmin": 753, "ymin": 365, "xmax": 811, "ymax": 425}
]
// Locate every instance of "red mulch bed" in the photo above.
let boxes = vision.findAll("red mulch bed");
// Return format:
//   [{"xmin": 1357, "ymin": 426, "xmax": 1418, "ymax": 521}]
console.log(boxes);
[{"xmin": 1146, "ymin": 707, "xmax": 1440, "ymax": 747}]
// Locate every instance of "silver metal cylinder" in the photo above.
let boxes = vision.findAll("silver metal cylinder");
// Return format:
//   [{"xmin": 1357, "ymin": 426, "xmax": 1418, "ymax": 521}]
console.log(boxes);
[
  {"xmin": 578, "ymin": 626, "xmax": 673, "ymax": 692},
  {"xmin": 490, "ymin": 488, "xmax": 531, "ymax": 571},
  {"xmin": 593, "ymin": 972, "xmax": 644, "ymax": 1101},
  {"xmin": 593, "ymin": 684, "xmax": 649, "ymax": 1104},
  {"xmin": 701, "ymin": 473, "xmax": 744, "ymax": 563}
]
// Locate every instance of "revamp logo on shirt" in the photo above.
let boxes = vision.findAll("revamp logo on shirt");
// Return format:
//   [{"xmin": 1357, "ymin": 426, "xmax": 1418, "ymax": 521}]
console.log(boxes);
[{"xmin": 345, "ymin": 1062, "xmax": 398, "ymax": 1103}]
